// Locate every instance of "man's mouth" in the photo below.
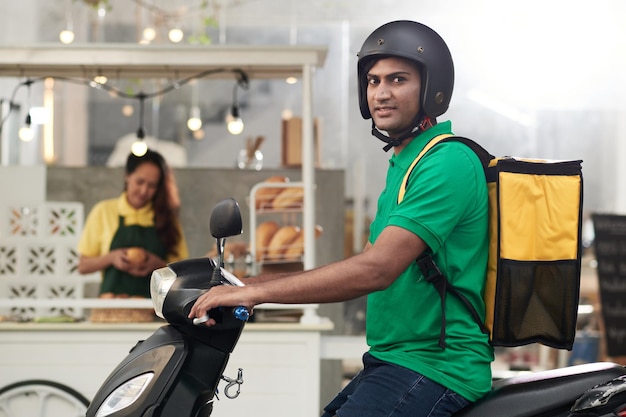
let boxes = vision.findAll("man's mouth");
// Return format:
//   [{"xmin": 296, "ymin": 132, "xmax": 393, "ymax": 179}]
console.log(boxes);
[{"xmin": 374, "ymin": 106, "xmax": 395, "ymax": 116}]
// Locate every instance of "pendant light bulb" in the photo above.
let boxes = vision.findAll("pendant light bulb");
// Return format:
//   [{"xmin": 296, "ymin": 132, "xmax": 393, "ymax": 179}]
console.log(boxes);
[
  {"xmin": 227, "ymin": 118, "xmax": 244, "ymax": 135},
  {"xmin": 19, "ymin": 126, "xmax": 34, "ymax": 142},
  {"xmin": 131, "ymin": 140, "xmax": 148, "ymax": 157},
  {"xmin": 143, "ymin": 27, "xmax": 156, "ymax": 43},
  {"xmin": 187, "ymin": 106, "xmax": 202, "ymax": 131},
  {"xmin": 18, "ymin": 113, "xmax": 34, "ymax": 142},
  {"xmin": 168, "ymin": 28, "xmax": 184, "ymax": 43},
  {"xmin": 97, "ymin": 2, "xmax": 107, "ymax": 18},
  {"xmin": 59, "ymin": 29, "xmax": 75, "ymax": 44},
  {"xmin": 226, "ymin": 105, "xmax": 244, "ymax": 135}
]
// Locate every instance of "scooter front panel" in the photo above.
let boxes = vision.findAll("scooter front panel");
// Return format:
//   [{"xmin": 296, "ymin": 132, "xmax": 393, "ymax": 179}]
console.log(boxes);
[{"xmin": 86, "ymin": 326, "xmax": 187, "ymax": 417}]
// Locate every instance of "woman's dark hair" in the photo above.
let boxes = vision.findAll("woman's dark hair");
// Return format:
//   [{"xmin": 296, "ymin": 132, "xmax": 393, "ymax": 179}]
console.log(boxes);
[{"xmin": 125, "ymin": 149, "xmax": 181, "ymax": 256}]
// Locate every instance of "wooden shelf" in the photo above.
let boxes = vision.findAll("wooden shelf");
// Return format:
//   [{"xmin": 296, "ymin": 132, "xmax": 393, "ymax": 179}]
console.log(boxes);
[{"xmin": 0, "ymin": 44, "xmax": 327, "ymax": 79}]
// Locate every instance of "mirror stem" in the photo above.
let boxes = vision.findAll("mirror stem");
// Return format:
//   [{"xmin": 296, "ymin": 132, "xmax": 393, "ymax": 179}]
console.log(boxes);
[{"xmin": 211, "ymin": 238, "xmax": 226, "ymax": 285}]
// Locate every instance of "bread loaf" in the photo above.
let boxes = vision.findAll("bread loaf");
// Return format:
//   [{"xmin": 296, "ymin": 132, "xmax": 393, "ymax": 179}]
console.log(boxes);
[
  {"xmin": 266, "ymin": 225, "xmax": 301, "ymax": 260},
  {"xmin": 126, "ymin": 247, "xmax": 147, "ymax": 265},
  {"xmin": 271, "ymin": 187, "xmax": 304, "ymax": 210},
  {"xmin": 283, "ymin": 225, "xmax": 323, "ymax": 259},
  {"xmin": 256, "ymin": 221, "xmax": 280, "ymax": 261},
  {"xmin": 255, "ymin": 176, "xmax": 288, "ymax": 210}
]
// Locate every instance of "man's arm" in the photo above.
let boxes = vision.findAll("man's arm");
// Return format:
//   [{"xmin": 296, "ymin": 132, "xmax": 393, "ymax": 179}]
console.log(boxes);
[
  {"xmin": 244, "ymin": 241, "xmax": 373, "ymax": 285},
  {"xmin": 189, "ymin": 225, "xmax": 427, "ymax": 324}
]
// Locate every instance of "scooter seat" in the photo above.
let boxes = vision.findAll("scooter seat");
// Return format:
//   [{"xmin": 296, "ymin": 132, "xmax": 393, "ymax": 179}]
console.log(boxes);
[{"xmin": 456, "ymin": 362, "xmax": 626, "ymax": 417}]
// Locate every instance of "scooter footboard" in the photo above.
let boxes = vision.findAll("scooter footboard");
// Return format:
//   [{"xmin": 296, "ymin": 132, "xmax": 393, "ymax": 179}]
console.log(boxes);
[{"xmin": 456, "ymin": 362, "xmax": 626, "ymax": 417}]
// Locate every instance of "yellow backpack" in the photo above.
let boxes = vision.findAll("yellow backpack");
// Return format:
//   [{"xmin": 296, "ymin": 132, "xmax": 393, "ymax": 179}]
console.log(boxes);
[{"xmin": 399, "ymin": 134, "xmax": 583, "ymax": 350}]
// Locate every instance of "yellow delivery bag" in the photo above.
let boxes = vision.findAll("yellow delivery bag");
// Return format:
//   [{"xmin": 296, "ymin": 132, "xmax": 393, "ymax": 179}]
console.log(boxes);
[{"xmin": 399, "ymin": 134, "xmax": 583, "ymax": 349}]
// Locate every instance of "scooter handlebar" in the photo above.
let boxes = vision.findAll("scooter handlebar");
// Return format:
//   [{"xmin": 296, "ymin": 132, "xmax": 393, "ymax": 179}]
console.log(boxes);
[
  {"xmin": 233, "ymin": 305, "xmax": 250, "ymax": 321},
  {"xmin": 193, "ymin": 306, "xmax": 250, "ymax": 325}
]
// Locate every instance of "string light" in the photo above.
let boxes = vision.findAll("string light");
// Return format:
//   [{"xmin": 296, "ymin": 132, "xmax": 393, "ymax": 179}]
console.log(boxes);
[
  {"xmin": 131, "ymin": 140, "xmax": 148, "ymax": 156},
  {"xmin": 132, "ymin": 93, "xmax": 148, "ymax": 157},
  {"xmin": 93, "ymin": 74, "xmax": 108, "ymax": 85},
  {"xmin": 168, "ymin": 28, "xmax": 184, "ymax": 43},
  {"xmin": 97, "ymin": 2, "xmax": 107, "ymax": 18},
  {"xmin": 0, "ymin": 69, "xmax": 252, "ymax": 149},
  {"xmin": 226, "ymin": 71, "xmax": 249, "ymax": 136},
  {"xmin": 18, "ymin": 80, "xmax": 34, "ymax": 142},
  {"xmin": 59, "ymin": 0, "xmax": 75, "ymax": 44},
  {"xmin": 226, "ymin": 105, "xmax": 244, "ymax": 135},
  {"xmin": 59, "ymin": 29, "xmax": 75, "ymax": 44},
  {"xmin": 18, "ymin": 112, "xmax": 33, "ymax": 142},
  {"xmin": 142, "ymin": 27, "xmax": 156, "ymax": 43},
  {"xmin": 186, "ymin": 81, "xmax": 202, "ymax": 132},
  {"xmin": 187, "ymin": 106, "xmax": 202, "ymax": 131}
]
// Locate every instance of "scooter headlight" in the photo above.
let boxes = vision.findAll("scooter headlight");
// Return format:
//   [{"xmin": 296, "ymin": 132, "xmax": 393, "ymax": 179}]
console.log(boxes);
[
  {"xmin": 95, "ymin": 372, "xmax": 154, "ymax": 417},
  {"xmin": 150, "ymin": 266, "xmax": 177, "ymax": 319}
]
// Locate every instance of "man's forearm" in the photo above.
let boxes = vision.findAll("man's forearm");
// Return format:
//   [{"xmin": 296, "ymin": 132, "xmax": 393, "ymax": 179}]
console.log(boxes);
[{"xmin": 244, "ymin": 271, "xmax": 300, "ymax": 285}]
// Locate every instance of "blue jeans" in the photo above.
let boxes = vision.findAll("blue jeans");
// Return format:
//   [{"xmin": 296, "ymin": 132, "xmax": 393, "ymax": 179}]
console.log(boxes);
[{"xmin": 321, "ymin": 353, "xmax": 470, "ymax": 417}]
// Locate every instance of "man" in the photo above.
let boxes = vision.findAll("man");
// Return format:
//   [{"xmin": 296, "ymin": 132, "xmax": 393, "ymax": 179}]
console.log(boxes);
[{"xmin": 190, "ymin": 20, "xmax": 493, "ymax": 416}]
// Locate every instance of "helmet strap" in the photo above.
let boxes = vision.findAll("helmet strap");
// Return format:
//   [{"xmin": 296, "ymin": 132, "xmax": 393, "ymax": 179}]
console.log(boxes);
[{"xmin": 372, "ymin": 114, "xmax": 435, "ymax": 152}]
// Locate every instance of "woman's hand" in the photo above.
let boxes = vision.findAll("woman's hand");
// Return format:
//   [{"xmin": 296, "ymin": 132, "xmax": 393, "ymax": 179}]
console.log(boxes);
[
  {"xmin": 79, "ymin": 248, "xmax": 164, "ymax": 277},
  {"xmin": 110, "ymin": 248, "xmax": 131, "ymax": 271},
  {"xmin": 119, "ymin": 247, "xmax": 167, "ymax": 277}
]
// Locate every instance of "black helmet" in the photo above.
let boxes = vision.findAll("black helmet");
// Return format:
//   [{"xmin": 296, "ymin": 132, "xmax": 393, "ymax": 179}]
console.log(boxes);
[{"xmin": 357, "ymin": 20, "xmax": 454, "ymax": 120}]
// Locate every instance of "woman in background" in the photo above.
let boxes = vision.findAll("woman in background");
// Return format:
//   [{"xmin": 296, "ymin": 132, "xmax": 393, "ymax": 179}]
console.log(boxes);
[{"xmin": 78, "ymin": 149, "xmax": 189, "ymax": 298}]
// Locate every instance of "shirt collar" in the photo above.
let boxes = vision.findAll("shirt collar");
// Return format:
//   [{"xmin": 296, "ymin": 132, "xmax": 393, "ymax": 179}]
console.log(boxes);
[
  {"xmin": 117, "ymin": 192, "xmax": 154, "ymax": 226},
  {"xmin": 390, "ymin": 120, "xmax": 453, "ymax": 170}
]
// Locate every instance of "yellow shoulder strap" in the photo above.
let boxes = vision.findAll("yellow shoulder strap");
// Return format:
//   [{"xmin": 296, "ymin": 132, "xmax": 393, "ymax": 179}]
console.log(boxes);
[{"xmin": 397, "ymin": 133, "xmax": 454, "ymax": 204}]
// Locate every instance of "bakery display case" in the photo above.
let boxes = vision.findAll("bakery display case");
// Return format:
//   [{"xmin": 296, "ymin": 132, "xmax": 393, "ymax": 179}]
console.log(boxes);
[{"xmin": 249, "ymin": 177, "xmax": 323, "ymax": 275}]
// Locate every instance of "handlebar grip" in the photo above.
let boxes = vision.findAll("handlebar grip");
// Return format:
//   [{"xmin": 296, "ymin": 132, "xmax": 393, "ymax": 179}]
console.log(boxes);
[
  {"xmin": 193, "ymin": 314, "xmax": 210, "ymax": 325},
  {"xmin": 233, "ymin": 306, "xmax": 250, "ymax": 321},
  {"xmin": 193, "ymin": 306, "xmax": 249, "ymax": 325}
]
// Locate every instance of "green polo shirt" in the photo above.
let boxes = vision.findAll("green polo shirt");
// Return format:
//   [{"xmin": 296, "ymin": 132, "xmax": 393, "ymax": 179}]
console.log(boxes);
[{"xmin": 367, "ymin": 121, "xmax": 493, "ymax": 401}]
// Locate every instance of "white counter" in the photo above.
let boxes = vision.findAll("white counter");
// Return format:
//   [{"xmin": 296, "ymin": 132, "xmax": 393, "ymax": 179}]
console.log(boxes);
[{"xmin": 0, "ymin": 320, "xmax": 334, "ymax": 417}]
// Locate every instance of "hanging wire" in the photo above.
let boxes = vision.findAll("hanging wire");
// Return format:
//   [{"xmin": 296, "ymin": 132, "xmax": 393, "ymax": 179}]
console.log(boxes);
[
  {"xmin": 136, "ymin": 92, "xmax": 146, "ymax": 139},
  {"xmin": 0, "ymin": 78, "xmax": 42, "ymax": 134},
  {"xmin": 226, "ymin": 69, "xmax": 251, "ymax": 134},
  {"xmin": 0, "ymin": 68, "xmax": 249, "ymax": 133}
]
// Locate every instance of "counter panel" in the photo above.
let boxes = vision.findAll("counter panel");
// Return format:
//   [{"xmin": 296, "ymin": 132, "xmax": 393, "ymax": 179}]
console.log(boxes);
[{"xmin": 0, "ymin": 322, "xmax": 332, "ymax": 417}]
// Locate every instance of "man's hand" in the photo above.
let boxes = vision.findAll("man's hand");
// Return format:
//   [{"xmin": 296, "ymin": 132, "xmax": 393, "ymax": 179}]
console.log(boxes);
[{"xmin": 188, "ymin": 285, "xmax": 254, "ymax": 327}]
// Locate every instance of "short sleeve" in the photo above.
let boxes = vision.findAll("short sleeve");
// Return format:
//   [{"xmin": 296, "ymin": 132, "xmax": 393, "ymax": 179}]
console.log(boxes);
[{"xmin": 388, "ymin": 142, "xmax": 485, "ymax": 253}]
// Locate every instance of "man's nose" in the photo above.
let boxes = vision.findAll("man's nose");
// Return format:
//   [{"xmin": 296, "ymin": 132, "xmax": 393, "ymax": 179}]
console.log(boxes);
[{"xmin": 375, "ymin": 82, "xmax": 391, "ymax": 99}]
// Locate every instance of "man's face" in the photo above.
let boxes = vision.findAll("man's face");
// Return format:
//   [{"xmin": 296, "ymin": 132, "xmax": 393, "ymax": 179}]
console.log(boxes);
[{"xmin": 366, "ymin": 57, "xmax": 422, "ymax": 139}]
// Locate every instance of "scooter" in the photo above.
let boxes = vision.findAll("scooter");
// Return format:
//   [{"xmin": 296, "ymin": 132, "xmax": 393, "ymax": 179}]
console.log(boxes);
[
  {"xmin": 86, "ymin": 197, "xmax": 626, "ymax": 417},
  {"xmin": 86, "ymin": 197, "xmax": 250, "ymax": 417},
  {"xmin": 456, "ymin": 361, "xmax": 626, "ymax": 417}
]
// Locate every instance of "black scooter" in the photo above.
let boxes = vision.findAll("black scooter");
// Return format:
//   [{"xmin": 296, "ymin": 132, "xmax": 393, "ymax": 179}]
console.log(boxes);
[
  {"xmin": 456, "ymin": 361, "xmax": 626, "ymax": 417},
  {"xmin": 86, "ymin": 197, "xmax": 250, "ymax": 417},
  {"xmin": 86, "ymin": 197, "xmax": 626, "ymax": 417}
]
